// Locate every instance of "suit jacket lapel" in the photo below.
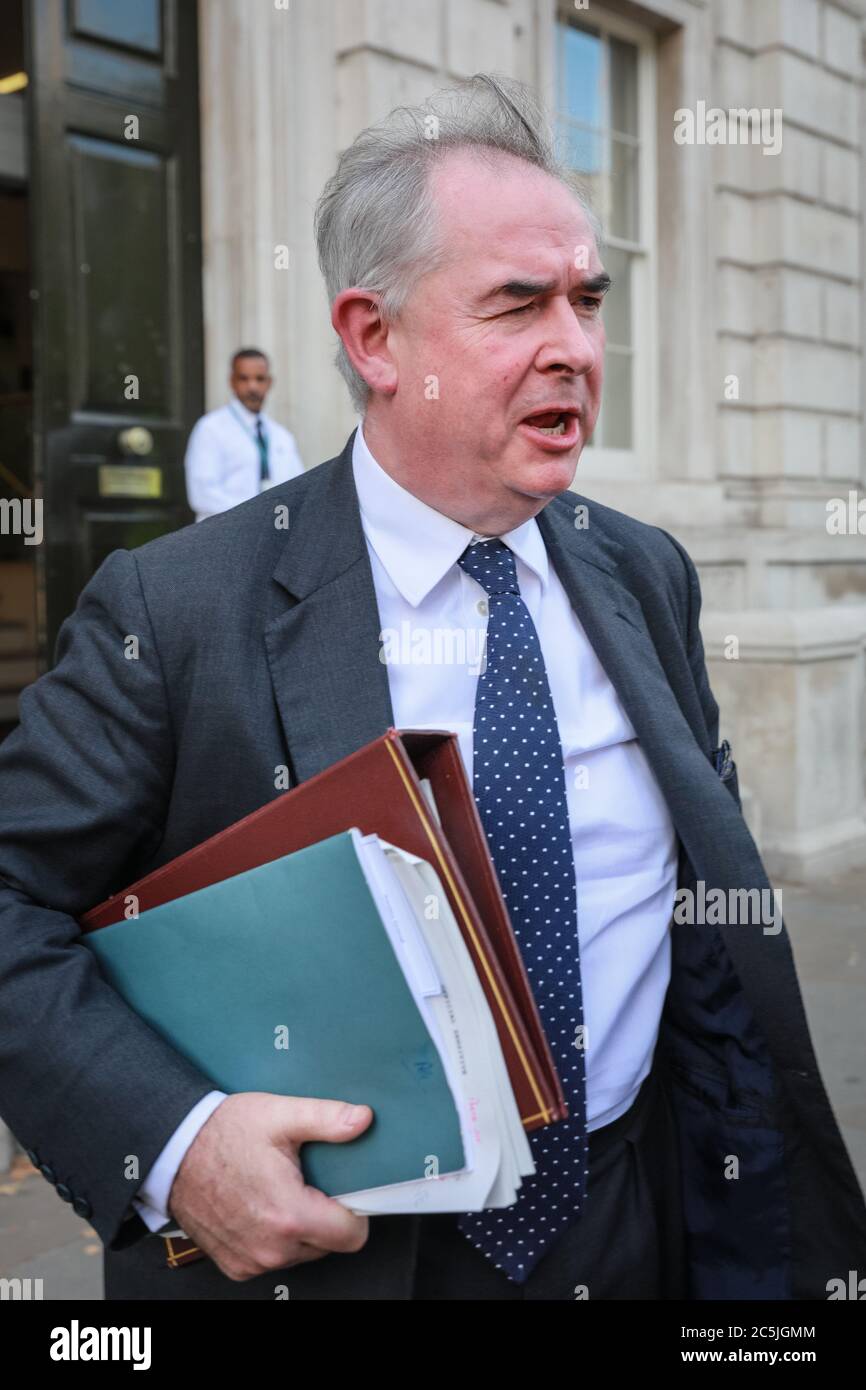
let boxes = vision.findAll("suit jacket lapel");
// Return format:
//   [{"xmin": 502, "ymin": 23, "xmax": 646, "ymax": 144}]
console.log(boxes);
[{"xmin": 264, "ymin": 430, "xmax": 394, "ymax": 784}]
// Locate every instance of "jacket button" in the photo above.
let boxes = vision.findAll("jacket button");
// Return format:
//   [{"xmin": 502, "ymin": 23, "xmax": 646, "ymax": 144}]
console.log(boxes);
[
  {"xmin": 56, "ymin": 1183, "xmax": 73, "ymax": 1202},
  {"xmin": 39, "ymin": 1164, "xmax": 56, "ymax": 1184},
  {"xmin": 72, "ymin": 1196, "xmax": 92, "ymax": 1219},
  {"xmin": 25, "ymin": 1148, "xmax": 39, "ymax": 1166}
]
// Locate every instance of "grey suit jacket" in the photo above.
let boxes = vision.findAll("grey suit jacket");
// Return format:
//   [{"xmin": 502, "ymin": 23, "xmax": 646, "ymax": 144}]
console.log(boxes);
[{"xmin": 1, "ymin": 428, "xmax": 864, "ymax": 1300}]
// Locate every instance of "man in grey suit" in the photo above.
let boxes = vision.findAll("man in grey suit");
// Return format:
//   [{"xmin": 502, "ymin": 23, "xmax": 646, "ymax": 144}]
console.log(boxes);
[{"xmin": 1, "ymin": 76, "xmax": 864, "ymax": 1301}]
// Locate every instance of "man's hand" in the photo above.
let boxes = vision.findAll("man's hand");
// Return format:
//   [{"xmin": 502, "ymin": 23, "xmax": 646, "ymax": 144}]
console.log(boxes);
[{"xmin": 167, "ymin": 1092, "xmax": 373, "ymax": 1281}]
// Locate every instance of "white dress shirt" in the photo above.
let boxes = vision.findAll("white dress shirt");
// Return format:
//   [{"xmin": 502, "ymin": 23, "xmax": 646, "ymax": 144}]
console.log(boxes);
[
  {"xmin": 183, "ymin": 398, "xmax": 305, "ymax": 523},
  {"xmin": 132, "ymin": 419, "xmax": 679, "ymax": 1234}
]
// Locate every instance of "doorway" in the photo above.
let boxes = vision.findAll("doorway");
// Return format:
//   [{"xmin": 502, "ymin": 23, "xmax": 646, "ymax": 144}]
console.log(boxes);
[{"xmin": 0, "ymin": 0, "xmax": 204, "ymax": 740}]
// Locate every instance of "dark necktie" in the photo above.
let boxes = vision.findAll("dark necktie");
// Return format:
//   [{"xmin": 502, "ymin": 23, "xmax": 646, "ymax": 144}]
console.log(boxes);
[
  {"xmin": 255, "ymin": 418, "xmax": 270, "ymax": 483},
  {"xmin": 456, "ymin": 538, "xmax": 589, "ymax": 1284}
]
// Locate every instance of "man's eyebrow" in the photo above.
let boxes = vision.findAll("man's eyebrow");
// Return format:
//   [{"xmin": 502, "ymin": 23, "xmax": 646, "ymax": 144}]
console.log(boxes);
[
  {"xmin": 479, "ymin": 272, "xmax": 612, "ymax": 303},
  {"xmin": 581, "ymin": 272, "xmax": 612, "ymax": 295}
]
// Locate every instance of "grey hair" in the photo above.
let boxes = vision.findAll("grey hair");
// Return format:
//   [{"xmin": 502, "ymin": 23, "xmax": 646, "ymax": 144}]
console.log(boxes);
[{"xmin": 314, "ymin": 72, "xmax": 602, "ymax": 415}]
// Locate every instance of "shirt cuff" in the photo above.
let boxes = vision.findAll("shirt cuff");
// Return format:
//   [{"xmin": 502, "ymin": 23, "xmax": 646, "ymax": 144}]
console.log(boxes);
[{"xmin": 132, "ymin": 1090, "xmax": 228, "ymax": 1233}]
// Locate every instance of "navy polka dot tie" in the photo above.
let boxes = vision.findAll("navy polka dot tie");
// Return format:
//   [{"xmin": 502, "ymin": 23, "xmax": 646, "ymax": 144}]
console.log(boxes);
[{"xmin": 456, "ymin": 538, "xmax": 589, "ymax": 1283}]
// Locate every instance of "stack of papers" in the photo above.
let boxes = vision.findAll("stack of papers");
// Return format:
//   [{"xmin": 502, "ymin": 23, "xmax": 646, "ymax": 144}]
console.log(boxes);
[{"xmin": 346, "ymin": 832, "xmax": 534, "ymax": 1212}]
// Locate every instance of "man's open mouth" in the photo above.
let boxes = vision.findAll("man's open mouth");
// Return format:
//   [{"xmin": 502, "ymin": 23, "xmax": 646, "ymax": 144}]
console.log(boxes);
[{"xmin": 518, "ymin": 409, "xmax": 580, "ymax": 445}]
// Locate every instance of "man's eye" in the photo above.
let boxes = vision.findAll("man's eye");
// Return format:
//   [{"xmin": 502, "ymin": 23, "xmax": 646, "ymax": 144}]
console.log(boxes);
[{"xmin": 506, "ymin": 297, "xmax": 602, "ymax": 317}]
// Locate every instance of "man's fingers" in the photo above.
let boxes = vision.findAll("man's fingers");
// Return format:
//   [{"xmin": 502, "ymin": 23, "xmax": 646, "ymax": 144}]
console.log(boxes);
[
  {"xmin": 169, "ymin": 1093, "xmax": 374, "ymax": 1279},
  {"xmin": 289, "ymin": 1184, "xmax": 370, "ymax": 1255},
  {"xmin": 217, "ymin": 1241, "xmax": 330, "ymax": 1283},
  {"xmin": 271, "ymin": 1096, "xmax": 373, "ymax": 1147}
]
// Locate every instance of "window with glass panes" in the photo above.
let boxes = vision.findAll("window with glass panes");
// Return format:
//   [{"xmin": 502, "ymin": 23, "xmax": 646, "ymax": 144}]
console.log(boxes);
[{"xmin": 554, "ymin": 17, "xmax": 645, "ymax": 452}]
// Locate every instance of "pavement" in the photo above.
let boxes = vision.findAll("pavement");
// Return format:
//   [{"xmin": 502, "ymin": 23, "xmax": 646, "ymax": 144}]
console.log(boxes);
[
  {"xmin": 777, "ymin": 867, "xmax": 866, "ymax": 1187},
  {"xmin": 1, "ymin": 866, "xmax": 864, "ymax": 1300},
  {"xmin": 0, "ymin": 1153, "xmax": 103, "ymax": 1299}
]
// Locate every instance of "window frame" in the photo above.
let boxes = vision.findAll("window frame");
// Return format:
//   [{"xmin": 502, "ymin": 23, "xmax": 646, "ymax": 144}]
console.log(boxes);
[{"xmin": 553, "ymin": 3, "xmax": 658, "ymax": 482}]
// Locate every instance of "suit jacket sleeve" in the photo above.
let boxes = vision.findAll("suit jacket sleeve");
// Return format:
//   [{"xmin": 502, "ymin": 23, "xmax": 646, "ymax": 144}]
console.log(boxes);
[{"xmin": 0, "ymin": 549, "xmax": 216, "ymax": 1248}]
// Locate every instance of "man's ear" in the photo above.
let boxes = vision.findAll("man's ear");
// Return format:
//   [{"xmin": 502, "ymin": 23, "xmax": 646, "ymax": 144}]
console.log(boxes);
[{"xmin": 331, "ymin": 288, "xmax": 397, "ymax": 396}]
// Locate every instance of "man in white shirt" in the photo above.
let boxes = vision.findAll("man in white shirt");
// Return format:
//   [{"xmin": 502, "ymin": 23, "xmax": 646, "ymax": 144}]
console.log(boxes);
[{"xmin": 183, "ymin": 348, "xmax": 304, "ymax": 521}]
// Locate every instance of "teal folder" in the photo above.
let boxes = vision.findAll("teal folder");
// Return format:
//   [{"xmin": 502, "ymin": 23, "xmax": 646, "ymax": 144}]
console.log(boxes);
[{"xmin": 83, "ymin": 830, "xmax": 465, "ymax": 1195}]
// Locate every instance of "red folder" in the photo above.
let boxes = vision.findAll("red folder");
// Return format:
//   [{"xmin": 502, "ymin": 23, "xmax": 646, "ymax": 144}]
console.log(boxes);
[{"xmin": 82, "ymin": 728, "xmax": 567, "ymax": 1137}]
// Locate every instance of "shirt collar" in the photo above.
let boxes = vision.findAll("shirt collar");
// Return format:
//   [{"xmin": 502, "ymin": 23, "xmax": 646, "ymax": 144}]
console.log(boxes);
[
  {"xmin": 352, "ymin": 419, "xmax": 549, "ymax": 608},
  {"xmin": 230, "ymin": 396, "xmax": 267, "ymax": 428}
]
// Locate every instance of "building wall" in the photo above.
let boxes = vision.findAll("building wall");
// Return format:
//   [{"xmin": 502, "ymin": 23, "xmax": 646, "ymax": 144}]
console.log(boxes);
[{"xmin": 196, "ymin": 0, "xmax": 866, "ymax": 880}]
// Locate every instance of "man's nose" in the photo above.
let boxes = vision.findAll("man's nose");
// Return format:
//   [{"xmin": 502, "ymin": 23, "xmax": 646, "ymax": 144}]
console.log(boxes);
[{"xmin": 535, "ymin": 299, "xmax": 599, "ymax": 376}]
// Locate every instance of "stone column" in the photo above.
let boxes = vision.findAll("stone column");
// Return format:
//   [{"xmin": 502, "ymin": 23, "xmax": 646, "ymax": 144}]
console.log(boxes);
[
  {"xmin": 713, "ymin": 0, "xmax": 864, "ymax": 529},
  {"xmin": 196, "ymin": 0, "xmax": 355, "ymax": 467}
]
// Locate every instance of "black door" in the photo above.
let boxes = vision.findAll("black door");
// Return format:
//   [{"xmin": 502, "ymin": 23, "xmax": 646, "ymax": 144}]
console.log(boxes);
[{"xmin": 26, "ymin": 0, "xmax": 203, "ymax": 662}]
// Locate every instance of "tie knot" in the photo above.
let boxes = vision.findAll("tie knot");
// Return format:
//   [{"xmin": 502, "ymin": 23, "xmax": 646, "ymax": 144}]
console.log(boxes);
[{"xmin": 457, "ymin": 538, "xmax": 519, "ymax": 596}]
